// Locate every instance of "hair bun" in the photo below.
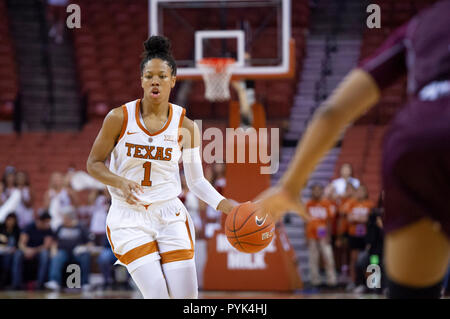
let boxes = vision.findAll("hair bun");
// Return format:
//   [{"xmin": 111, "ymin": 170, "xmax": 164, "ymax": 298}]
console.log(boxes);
[{"xmin": 143, "ymin": 36, "xmax": 171, "ymax": 56}]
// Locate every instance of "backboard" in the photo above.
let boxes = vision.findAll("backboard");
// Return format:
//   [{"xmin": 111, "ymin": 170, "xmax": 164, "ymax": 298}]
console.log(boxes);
[{"xmin": 148, "ymin": 0, "xmax": 295, "ymax": 80}]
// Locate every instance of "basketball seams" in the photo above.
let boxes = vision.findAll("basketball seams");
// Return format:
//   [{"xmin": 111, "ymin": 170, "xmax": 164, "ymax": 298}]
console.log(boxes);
[
  {"xmin": 232, "ymin": 205, "xmax": 246, "ymax": 252},
  {"xmin": 226, "ymin": 223, "xmax": 273, "ymax": 239},
  {"xmin": 234, "ymin": 209, "xmax": 258, "ymax": 232}
]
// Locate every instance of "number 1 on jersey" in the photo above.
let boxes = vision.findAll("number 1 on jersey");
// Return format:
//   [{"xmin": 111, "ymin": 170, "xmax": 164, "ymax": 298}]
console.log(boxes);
[{"xmin": 141, "ymin": 162, "xmax": 152, "ymax": 186}]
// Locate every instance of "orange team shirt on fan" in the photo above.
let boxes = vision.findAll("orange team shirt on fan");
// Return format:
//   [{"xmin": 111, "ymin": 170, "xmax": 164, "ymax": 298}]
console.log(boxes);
[
  {"xmin": 345, "ymin": 200, "xmax": 374, "ymax": 237},
  {"xmin": 322, "ymin": 198, "xmax": 338, "ymax": 235},
  {"xmin": 305, "ymin": 200, "xmax": 333, "ymax": 240},
  {"xmin": 337, "ymin": 197, "xmax": 356, "ymax": 235}
]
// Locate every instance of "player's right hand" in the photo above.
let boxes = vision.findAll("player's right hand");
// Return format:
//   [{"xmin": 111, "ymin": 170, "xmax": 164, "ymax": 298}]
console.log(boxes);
[
  {"xmin": 118, "ymin": 178, "xmax": 144, "ymax": 205},
  {"xmin": 254, "ymin": 186, "xmax": 310, "ymax": 223}
]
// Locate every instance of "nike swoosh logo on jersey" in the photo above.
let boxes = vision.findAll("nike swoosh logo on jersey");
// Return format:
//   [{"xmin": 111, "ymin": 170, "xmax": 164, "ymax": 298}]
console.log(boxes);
[
  {"xmin": 127, "ymin": 131, "xmax": 139, "ymax": 135},
  {"xmin": 175, "ymin": 211, "xmax": 181, "ymax": 216},
  {"xmin": 255, "ymin": 214, "xmax": 267, "ymax": 227}
]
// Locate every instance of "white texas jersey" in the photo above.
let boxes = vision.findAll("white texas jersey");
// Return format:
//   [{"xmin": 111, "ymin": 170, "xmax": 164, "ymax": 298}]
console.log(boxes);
[{"xmin": 107, "ymin": 99, "xmax": 186, "ymax": 205}]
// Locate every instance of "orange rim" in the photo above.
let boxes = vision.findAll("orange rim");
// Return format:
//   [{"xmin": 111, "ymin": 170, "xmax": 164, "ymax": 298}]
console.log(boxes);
[{"xmin": 198, "ymin": 58, "xmax": 236, "ymax": 73}]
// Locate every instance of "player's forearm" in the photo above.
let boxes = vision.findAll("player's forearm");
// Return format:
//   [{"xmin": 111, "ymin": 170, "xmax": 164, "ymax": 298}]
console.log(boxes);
[
  {"xmin": 182, "ymin": 147, "xmax": 227, "ymax": 211},
  {"xmin": 186, "ymin": 176, "xmax": 226, "ymax": 212},
  {"xmin": 86, "ymin": 160, "xmax": 124, "ymax": 189},
  {"xmin": 279, "ymin": 69, "xmax": 380, "ymax": 196}
]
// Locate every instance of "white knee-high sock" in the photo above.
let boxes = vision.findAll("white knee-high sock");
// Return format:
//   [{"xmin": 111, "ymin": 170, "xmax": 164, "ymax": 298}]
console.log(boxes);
[
  {"xmin": 130, "ymin": 260, "xmax": 170, "ymax": 299},
  {"xmin": 162, "ymin": 259, "xmax": 198, "ymax": 299}
]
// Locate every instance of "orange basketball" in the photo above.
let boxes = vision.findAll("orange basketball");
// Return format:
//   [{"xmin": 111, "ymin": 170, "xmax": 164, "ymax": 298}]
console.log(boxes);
[{"xmin": 225, "ymin": 202, "xmax": 275, "ymax": 253}]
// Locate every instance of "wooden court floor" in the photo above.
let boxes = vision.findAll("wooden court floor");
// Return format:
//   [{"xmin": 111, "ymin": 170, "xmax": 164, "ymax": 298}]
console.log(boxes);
[{"xmin": 0, "ymin": 289, "xmax": 386, "ymax": 299}]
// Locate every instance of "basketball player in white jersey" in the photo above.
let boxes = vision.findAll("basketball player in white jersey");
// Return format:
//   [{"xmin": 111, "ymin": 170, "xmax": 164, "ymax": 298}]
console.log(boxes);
[{"xmin": 86, "ymin": 36, "xmax": 235, "ymax": 299}]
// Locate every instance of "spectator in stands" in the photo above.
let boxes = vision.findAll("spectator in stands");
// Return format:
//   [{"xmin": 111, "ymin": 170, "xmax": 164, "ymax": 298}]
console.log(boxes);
[
  {"xmin": 15, "ymin": 171, "xmax": 34, "ymax": 229},
  {"xmin": 46, "ymin": 0, "xmax": 68, "ymax": 44},
  {"xmin": 11, "ymin": 212, "xmax": 53, "ymax": 290},
  {"xmin": 0, "ymin": 213, "xmax": 21, "ymax": 288},
  {"xmin": 45, "ymin": 206, "xmax": 93, "ymax": 292},
  {"xmin": 88, "ymin": 188, "xmax": 111, "ymax": 245},
  {"xmin": 354, "ymin": 192, "xmax": 385, "ymax": 294},
  {"xmin": 97, "ymin": 235, "xmax": 117, "ymax": 290},
  {"xmin": 2, "ymin": 166, "xmax": 16, "ymax": 195},
  {"xmin": 323, "ymin": 183, "xmax": 341, "ymax": 274},
  {"xmin": 344, "ymin": 184, "xmax": 374, "ymax": 291},
  {"xmin": 0, "ymin": 180, "xmax": 5, "ymax": 206},
  {"xmin": 335, "ymin": 182, "xmax": 357, "ymax": 284},
  {"xmin": 0, "ymin": 167, "xmax": 22, "ymax": 223},
  {"xmin": 331, "ymin": 163, "xmax": 360, "ymax": 197},
  {"xmin": 305, "ymin": 184, "xmax": 337, "ymax": 287},
  {"xmin": 45, "ymin": 171, "xmax": 79, "ymax": 231},
  {"xmin": 323, "ymin": 183, "xmax": 339, "ymax": 243}
]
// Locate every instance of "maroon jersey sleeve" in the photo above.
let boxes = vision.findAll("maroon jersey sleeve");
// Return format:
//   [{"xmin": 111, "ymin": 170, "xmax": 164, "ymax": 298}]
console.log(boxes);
[{"xmin": 359, "ymin": 23, "xmax": 409, "ymax": 90}]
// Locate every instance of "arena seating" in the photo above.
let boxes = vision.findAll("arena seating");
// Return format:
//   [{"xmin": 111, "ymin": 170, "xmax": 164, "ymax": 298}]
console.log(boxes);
[
  {"xmin": 0, "ymin": 0, "xmax": 18, "ymax": 120},
  {"xmin": 0, "ymin": 119, "xmax": 103, "ymax": 209},
  {"xmin": 71, "ymin": 0, "xmax": 148, "ymax": 118}
]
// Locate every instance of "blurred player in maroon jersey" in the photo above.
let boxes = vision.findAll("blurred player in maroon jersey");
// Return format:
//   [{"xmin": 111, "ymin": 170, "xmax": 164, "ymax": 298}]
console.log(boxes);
[{"xmin": 257, "ymin": 1, "xmax": 450, "ymax": 298}]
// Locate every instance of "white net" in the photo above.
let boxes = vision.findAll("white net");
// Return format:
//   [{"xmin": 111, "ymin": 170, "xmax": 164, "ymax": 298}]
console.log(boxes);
[{"xmin": 198, "ymin": 58, "xmax": 235, "ymax": 102}]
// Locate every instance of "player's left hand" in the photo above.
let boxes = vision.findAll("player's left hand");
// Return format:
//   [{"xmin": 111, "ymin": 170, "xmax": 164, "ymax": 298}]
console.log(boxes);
[{"xmin": 254, "ymin": 186, "xmax": 310, "ymax": 223}]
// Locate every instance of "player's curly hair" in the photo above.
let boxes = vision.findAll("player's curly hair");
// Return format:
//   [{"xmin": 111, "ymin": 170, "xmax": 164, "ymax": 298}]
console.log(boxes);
[{"xmin": 140, "ymin": 35, "xmax": 177, "ymax": 76}]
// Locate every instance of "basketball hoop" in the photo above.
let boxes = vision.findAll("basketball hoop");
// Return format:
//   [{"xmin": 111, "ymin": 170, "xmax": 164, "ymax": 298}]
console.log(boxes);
[{"xmin": 198, "ymin": 58, "xmax": 236, "ymax": 102}]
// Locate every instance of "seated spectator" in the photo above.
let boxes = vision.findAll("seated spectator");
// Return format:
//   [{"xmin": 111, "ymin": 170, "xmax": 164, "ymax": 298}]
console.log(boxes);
[
  {"xmin": 331, "ymin": 163, "xmax": 360, "ymax": 197},
  {"xmin": 43, "ymin": 172, "xmax": 62, "ymax": 209},
  {"xmin": 0, "ymin": 167, "xmax": 22, "ymax": 223},
  {"xmin": 45, "ymin": 206, "xmax": 93, "ymax": 292},
  {"xmin": 343, "ymin": 184, "xmax": 374, "ymax": 291},
  {"xmin": 45, "ymin": 172, "xmax": 79, "ymax": 231},
  {"xmin": 305, "ymin": 184, "xmax": 337, "ymax": 287},
  {"xmin": 88, "ymin": 188, "xmax": 111, "ymax": 245},
  {"xmin": 11, "ymin": 212, "xmax": 53, "ymax": 290},
  {"xmin": 2, "ymin": 166, "xmax": 17, "ymax": 195},
  {"xmin": 97, "ymin": 235, "xmax": 117, "ymax": 289},
  {"xmin": 15, "ymin": 171, "xmax": 35, "ymax": 229},
  {"xmin": 0, "ymin": 213, "xmax": 21, "ymax": 288},
  {"xmin": 354, "ymin": 192, "xmax": 385, "ymax": 294}
]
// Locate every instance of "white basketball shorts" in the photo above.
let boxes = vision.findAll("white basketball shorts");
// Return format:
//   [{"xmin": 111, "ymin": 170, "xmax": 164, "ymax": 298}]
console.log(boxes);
[{"xmin": 106, "ymin": 197, "xmax": 195, "ymax": 273}]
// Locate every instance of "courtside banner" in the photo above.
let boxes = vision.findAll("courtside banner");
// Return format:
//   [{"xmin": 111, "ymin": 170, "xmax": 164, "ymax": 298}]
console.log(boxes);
[{"xmin": 203, "ymin": 224, "xmax": 303, "ymax": 291}]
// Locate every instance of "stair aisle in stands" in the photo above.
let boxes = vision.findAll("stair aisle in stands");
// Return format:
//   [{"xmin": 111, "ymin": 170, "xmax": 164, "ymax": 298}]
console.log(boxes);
[{"xmin": 274, "ymin": 0, "xmax": 366, "ymax": 285}]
